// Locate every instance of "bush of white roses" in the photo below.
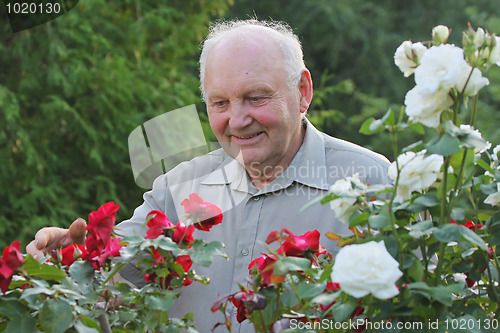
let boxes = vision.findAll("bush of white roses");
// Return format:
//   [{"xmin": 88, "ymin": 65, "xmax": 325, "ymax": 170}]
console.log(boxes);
[{"xmin": 212, "ymin": 24, "xmax": 500, "ymax": 333}]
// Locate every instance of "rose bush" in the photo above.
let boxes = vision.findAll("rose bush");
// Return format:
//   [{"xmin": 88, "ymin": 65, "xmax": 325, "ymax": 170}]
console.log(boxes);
[
  {"xmin": 0, "ymin": 194, "xmax": 226, "ymax": 332},
  {"xmin": 212, "ymin": 24, "xmax": 500, "ymax": 332}
]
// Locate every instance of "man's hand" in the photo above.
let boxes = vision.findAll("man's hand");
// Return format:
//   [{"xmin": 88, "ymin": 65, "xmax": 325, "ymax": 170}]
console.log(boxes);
[{"xmin": 26, "ymin": 218, "xmax": 87, "ymax": 259}]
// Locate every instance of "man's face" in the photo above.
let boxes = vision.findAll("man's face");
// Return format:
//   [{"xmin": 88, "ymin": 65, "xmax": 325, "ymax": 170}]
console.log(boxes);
[{"xmin": 204, "ymin": 35, "xmax": 305, "ymax": 174}]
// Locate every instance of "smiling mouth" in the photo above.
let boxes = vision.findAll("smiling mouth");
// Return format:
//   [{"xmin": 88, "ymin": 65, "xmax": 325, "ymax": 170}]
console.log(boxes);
[{"xmin": 234, "ymin": 132, "xmax": 263, "ymax": 139}]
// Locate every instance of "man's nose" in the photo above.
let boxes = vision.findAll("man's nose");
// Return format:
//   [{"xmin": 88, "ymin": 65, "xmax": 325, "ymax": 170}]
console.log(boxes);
[{"xmin": 228, "ymin": 103, "xmax": 252, "ymax": 129}]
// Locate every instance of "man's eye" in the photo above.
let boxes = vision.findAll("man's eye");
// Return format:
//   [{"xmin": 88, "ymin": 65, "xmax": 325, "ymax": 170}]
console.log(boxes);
[
  {"xmin": 214, "ymin": 101, "xmax": 227, "ymax": 107},
  {"xmin": 251, "ymin": 97, "xmax": 261, "ymax": 102}
]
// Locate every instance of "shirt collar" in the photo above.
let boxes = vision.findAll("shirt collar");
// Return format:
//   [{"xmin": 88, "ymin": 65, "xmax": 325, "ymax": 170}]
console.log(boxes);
[{"xmin": 200, "ymin": 119, "xmax": 329, "ymax": 193}]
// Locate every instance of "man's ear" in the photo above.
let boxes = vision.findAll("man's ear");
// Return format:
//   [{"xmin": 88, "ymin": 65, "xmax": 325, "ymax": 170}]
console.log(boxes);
[{"xmin": 298, "ymin": 69, "xmax": 313, "ymax": 114}]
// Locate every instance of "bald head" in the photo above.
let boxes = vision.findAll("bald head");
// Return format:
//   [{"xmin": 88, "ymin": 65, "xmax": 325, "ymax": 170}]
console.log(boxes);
[{"xmin": 199, "ymin": 19, "xmax": 306, "ymax": 101}]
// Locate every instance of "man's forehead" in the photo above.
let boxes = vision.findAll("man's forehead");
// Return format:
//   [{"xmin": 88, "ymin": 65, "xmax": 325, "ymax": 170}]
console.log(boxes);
[{"xmin": 205, "ymin": 82, "xmax": 276, "ymax": 100}]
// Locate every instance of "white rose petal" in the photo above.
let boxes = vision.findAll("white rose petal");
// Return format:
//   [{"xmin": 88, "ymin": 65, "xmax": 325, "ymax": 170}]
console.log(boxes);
[
  {"xmin": 490, "ymin": 36, "xmax": 500, "ymax": 66},
  {"xmin": 331, "ymin": 241, "xmax": 403, "ymax": 299},
  {"xmin": 492, "ymin": 145, "xmax": 500, "ymax": 162},
  {"xmin": 329, "ymin": 174, "xmax": 366, "ymax": 224},
  {"xmin": 415, "ymin": 44, "xmax": 470, "ymax": 95},
  {"xmin": 455, "ymin": 67, "xmax": 489, "ymax": 96},
  {"xmin": 388, "ymin": 150, "xmax": 444, "ymax": 202},
  {"xmin": 329, "ymin": 197, "xmax": 358, "ymax": 224},
  {"xmin": 458, "ymin": 124, "xmax": 491, "ymax": 154},
  {"xmin": 394, "ymin": 41, "xmax": 427, "ymax": 77},
  {"xmin": 485, "ymin": 183, "xmax": 500, "ymax": 207},
  {"xmin": 404, "ymin": 85, "xmax": 453, "ymax": 128}
]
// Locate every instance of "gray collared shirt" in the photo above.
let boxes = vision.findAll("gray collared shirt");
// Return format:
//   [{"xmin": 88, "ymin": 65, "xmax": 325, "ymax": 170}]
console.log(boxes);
[{"xmin": 116, "ymin": 120, "xmax": 390, "ymax": 332}]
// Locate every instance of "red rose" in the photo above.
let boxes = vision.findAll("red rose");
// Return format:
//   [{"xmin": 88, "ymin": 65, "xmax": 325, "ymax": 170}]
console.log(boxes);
[
  {"xmin": 145, "ymin": 210, "xmax": 174, "ymax": 239},
  {"xmin": 95, "ymin": 237, "xmax": 124, "ymax": 268},
  {"xmin": 450, "ymin": 218, "xmax": 482, "ymax": 231},
  {"xmin": 249, "ymin": 253, "xmax": 285, "ymax": 287},
  {"xmin": 277, "ymin": 229, "xmax": 326, "ymax": 257},
  {"xmin": 172, "ymin": 222, "xmax": 195, "ymax": 245},
  {"xmin": 0, "ymin": 241, "xmax": 23, "ymax": 294},
  {"xmin": 60, "ymin": 244, "xmax": 86, "ymax": 266},
  {"xmin": 181, "ymin": 193, "xmax": 223, "ymax": 231},
  {"xmin": 86, "ymin": 202, "xmax": 120, "ymax": 254},
  {"xmin": 231, "ymin": 290, "xmax": 255, "ymax": 323}
]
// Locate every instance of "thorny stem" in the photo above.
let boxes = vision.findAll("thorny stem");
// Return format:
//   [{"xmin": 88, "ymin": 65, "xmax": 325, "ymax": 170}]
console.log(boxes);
[
  {"xmin": 434, "ymin": 156, "xmax": 450, "ymax": 285},
  {"xmin": 388, "ymin": 126, "xmax": 405, "ymax": 275}
]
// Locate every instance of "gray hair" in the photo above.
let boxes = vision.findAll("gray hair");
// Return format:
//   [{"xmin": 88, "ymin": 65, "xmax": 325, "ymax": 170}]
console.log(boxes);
[{"xmin": 199, "ymin": 19, "xmax": 306, "ymax": 101}]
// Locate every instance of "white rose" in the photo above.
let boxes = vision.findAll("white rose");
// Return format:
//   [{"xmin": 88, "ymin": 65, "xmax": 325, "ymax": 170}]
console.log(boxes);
[
  {"xmin": 329, "ymin": 174, "xmax": 366, "ymax": 224},
  {"xmin": 492, "ymin": 145, "xmax": 500, "ymax": 162},
  {"xmin": 485, "ymin": 183, "xmax": 500, "ymax": 207},
  {"xmin": 331, "ymin": 241, "xmax": 403, "ymax": 299},
  {"xmin": 490, "ymin": 36, "xmax": 500, "ymax": 66},
  {"xmin": 458, "ymin": 124, "xmax": 491, "ymax": 154},
  {"xmin": 432, "ymin": 25, "xmax": 450, "ymax": 45},
  {"xmin": 394, "ymin": 41, "xmax": 427, "ymax": 77},
  {"xmin": 455, "ymin": 66, "xmax": 489, "ymax": 96},
  {"xmin": 415, "ymin": 44, "xmax": 470, "ymax": 95},
  {"xmin": 404, "ymin": 85, "xmax": 453, "ymax": 128},
  {"xmin": 388, "ymin": 150, "xmax": 444, "ymax": 202}
]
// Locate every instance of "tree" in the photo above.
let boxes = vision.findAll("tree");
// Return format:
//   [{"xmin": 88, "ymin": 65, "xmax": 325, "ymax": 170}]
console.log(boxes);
[{"xmin": 0, "ymin": 0, "xmax": 231, "ymax": 248}]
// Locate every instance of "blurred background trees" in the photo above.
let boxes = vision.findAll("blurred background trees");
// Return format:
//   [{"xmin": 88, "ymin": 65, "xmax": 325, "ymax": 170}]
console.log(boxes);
[{"xmin": 1, "ymin": 0, "xmax": 499, "ymax": 248}]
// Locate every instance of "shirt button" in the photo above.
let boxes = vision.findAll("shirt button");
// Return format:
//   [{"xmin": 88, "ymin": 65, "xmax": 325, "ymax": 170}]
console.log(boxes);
[
  {"xmin": 241, "ymin": 248, "xmax": 249, "ymax": 256},
  {"xmin": 253, "ymin": 196, "xmax": 260, "ymax": 201}
]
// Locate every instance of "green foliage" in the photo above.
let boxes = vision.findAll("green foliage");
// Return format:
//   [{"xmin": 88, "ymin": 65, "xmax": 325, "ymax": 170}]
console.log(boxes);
[{"xmin": 0, "ymin": 0, "xmax": 231, "ymax": 248}]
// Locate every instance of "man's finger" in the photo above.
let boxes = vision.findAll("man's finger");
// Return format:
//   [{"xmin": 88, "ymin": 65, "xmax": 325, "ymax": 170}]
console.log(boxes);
[
  {"xmin": 26, "ymin": 240, "xmax": 44, "ymax": 260},
  {"xmin": 69, "ymin": 218, "xmax": 87, "ymax": 244},
  {"xmin": 34, "ymin": 229, "xmax": 50, "ymax": 250}
]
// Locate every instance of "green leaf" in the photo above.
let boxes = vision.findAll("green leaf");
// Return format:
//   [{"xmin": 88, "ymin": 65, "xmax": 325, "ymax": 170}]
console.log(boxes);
[
  {"xmin": 480, "ymin": 182, "xmax": 498, "ymax": 195},
  {"xmin": 39, "ymin": 299, "xmax": 73, "ymax": 333},
  {"xmin": 141, "ymin": 236, "xmax": 181, "ymax": 256},
  {"xmin": 407, "ymin": 220, "xmax": 434, "ymax": 238},
  {"xmin": 459, "ymin": 227, "xmax": 487, "ymax": 250},
  {"xmin": 408, "ymin": 257, "xmax": 424, "ymax": 282},
  {"xmin": 22, "ymin": 255, "xmax": 68, "ymax": 281},
  {"xmin": 189, "ymin": 241, "xmax": 226, "ymax": 267},
  {"xmin": 349, "ymin": 211, "xmax": 369, "ymax": 228},
  {"xmin": 6, "ymin": 313, "xmax": 36, "ymax": 333},
  {"xmin": 102, "ymin": 261, "xmax": 127, "ymax": 287},
  {"xmin": 332, "ymin": 299, "xmax": 358, "ymax": 322},
  {"xmin": 409, "ymin": 123, "xmax": 425, "ymax": 135},
  {"xmin": 368, "ymin": 209, "xmax": 391, "ymax": 229},
  {"xmin": 69, "ymin": 260, "xmax": 96, "ymax": 284},
  {"xmin": 0, "ymin": 297, "xmax": 27, "ymax": 319},
  {"xmin": 145, "ymin": 293, "xmax": 175, "ymax": 311},
  {"xmin": 74, "ymin": 317, "xmax": 100, "ymax": 333},
  {"xmin": 296, "ymin": 280, "xmax": 327, "ymax": 299},
  {"xmin": 381, "ymin": 108, "xmax": 396, "ymax": 126},
  {"xmin": 311, "ymin": 291, "xmax": 340, "ymax": 306},
  {"xmin": 413, "ymin": 192, "xmax": 440, "ymax": 208},
  {"xmin": 273, "ymin": 257, "xmax": 311, "ymax": 275},
  {"xmin": 433, "ymin": 224, "xmax": 462, "ymax": 243},
  {"xmin": 360, "ymin": 117, "xmax": 383, "ymax": 135},
  {"xmin": 431, "ymin": 283, "xmax": 464, "ymax": 306},
  {"xmin": 426, "ymin": 134, "xmax": 461, "ymax": 156},
  {"xmin": 402, "ymin": 140, "xmax": 424, "ymax": 153}
]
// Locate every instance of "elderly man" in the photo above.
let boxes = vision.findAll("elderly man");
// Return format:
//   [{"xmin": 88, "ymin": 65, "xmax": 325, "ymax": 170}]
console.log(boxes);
[{"xmin": 27, "ymin": 19, "xmax": 390, "ymax": 331}]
